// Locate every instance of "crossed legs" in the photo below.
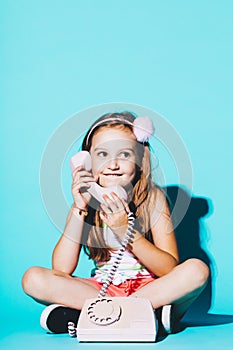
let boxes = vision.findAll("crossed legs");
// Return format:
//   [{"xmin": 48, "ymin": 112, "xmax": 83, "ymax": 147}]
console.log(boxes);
[{"xmin": 22, "ymin": 258, "xmax": 209, "ymax": 322}]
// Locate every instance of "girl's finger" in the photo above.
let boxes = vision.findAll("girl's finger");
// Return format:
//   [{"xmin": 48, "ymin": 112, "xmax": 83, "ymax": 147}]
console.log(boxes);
[
  {"xmin": 73, "ymin": 170, "xmax": 94, "ymax": 182},
  {"xmin": 73, "ymin": 177, "xmax": 96, "ymax": 188},
  {"xmin": 72, "ymin": 165, "xmax": 85, "ymax": 179},
  {"xmin": 110, "ymin": 192, "xmax": 125, "ymax": 210},
  {"xmin": 102, "ymin": 194, "xmax": 120, "ymax": 212},
  {"xmin": 100, "ymin": 202, "xmax": 112, "ymax": 215},
  {"xmin": 121, "ymin": 198, "xmax": 131, "ymax": 214},
  {"xmin": 72, "ymin": 182, "xmax": 91, "ymax": 193}
]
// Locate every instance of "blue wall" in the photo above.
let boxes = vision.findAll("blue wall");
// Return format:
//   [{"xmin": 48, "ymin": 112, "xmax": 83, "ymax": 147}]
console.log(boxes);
[{"xmin": 1, "ymin": 0, "xmax": 233, "ymax": 333}]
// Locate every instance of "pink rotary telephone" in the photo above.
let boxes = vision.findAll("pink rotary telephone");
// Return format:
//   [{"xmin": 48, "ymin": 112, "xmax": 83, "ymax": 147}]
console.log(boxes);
[{"xmin": 70, "ymin": 151, "xmax": 128, "ymax": 203}]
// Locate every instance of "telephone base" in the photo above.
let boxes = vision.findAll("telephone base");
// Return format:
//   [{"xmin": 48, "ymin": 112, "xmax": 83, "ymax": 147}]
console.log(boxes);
[{"xmin": 77, "ymin": 297, "xmax": 157, "ymax": 342}]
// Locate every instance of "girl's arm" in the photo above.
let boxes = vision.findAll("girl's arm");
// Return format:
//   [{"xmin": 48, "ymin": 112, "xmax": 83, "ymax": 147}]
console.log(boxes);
[
  {"xmin": 52, "ymin": 165, "xmax": 95, "ymax": 275},
  {"xmin": 52, "ymin": 206, "xmax": 86, "ymax": 275},
  {"xmin": 99, "ymin": 189, "xmax": 179, "ymax": 277},
  {"xmin": 130, "ymin": 189, "xmax": 179, "ymax": 277}
]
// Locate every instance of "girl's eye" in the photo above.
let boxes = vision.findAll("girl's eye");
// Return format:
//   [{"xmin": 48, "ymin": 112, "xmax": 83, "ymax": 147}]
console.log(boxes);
[
  {"xmin": 119, "ymin": 151, "xmax": 131, "ymax": 159},
  {"xmin": 97, "ymin": 151, "xmax": 108, "ymax": 158}
]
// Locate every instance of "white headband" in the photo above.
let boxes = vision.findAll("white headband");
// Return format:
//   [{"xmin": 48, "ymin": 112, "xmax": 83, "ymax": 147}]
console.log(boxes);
[{"xmin": 85, "ymin": 116, "xmax": 155, "ymax": 146}]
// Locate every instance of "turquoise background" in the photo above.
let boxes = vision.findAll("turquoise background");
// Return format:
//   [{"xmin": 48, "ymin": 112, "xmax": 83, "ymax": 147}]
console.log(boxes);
[{"xmin": 1, "ymin": 0, "xmax": 233, "ymax": 348}]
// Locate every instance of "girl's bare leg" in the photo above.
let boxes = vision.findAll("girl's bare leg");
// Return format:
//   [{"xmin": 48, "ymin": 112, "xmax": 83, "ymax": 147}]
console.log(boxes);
[
  {"xmin": 22, "ymin": 266, "xmax": 105, "ymax": 310},
  {"xmin": 22, "ymin": 258, "xmax": 209, "ymax": 322},
  {"xmin": 130, "ymin": 258, "xmax": 209, "ymax": 321}
]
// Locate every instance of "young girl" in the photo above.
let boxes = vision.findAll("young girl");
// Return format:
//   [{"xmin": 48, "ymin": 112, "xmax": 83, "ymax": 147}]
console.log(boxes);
[{"xmin": 22, "ymin": 112, "xmax": 209, "ymax": 336}]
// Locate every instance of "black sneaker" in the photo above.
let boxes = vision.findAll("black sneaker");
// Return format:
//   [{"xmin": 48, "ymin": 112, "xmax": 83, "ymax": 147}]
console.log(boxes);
[{"xmin": 40, "ymin": 304, "xmax": 80, "ymax": 334}]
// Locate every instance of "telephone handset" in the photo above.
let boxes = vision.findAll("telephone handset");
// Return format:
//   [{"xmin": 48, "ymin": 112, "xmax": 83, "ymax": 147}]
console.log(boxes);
[
  {"xmin": 69, "ymin": 152, "xmax": 157, "ymax": 342},
  {"xmin": 70, "ymin": 151, "xmax": 128, "ymax": 203}
]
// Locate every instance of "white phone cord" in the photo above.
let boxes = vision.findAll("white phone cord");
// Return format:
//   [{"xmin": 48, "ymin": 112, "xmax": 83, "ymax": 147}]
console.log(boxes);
[
  {"xmin": 97, "ymin": 212, "xmax": 135, "ymax": 298},
  {"xmin": 68, "ymin": 212, "xmax": 135, "ymax": 337}
]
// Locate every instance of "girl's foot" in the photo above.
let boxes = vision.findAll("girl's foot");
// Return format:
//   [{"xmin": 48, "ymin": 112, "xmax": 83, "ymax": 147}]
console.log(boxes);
[{"xmin": 40, "ymin": 304, "xmax": 80, "ymax": 334}]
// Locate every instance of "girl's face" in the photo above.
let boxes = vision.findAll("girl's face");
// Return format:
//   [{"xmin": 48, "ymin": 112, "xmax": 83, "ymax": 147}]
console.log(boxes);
[{"xmin": 90, "ymin": 128, "xmax": 139, "ymax": 188}]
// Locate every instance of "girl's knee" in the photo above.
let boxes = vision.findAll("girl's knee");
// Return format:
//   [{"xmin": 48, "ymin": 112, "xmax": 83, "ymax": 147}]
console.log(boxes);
[
  {"xmin": 22, "ymin": 266, "xmax": 46, "ymax": 295},
  {"xmin": 183, "ymin": 258, "xmax": 209, "ymax": 287}
]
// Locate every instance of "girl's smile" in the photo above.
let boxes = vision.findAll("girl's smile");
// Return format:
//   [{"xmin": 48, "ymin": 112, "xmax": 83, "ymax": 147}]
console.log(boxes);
[{"xmin": 90, "ymin": 128, "xmax": 139, "ymax": 188}]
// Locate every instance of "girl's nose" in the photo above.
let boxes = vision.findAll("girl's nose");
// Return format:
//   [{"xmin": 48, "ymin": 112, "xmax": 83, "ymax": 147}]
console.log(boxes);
[{"xmin": 107, "ymin": 158, "xmax": 120, "ymax": 170}]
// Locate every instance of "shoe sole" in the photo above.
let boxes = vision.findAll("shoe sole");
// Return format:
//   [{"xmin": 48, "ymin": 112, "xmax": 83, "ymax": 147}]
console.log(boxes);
[
  {"xmin": 40, "ymin": 304, "xmax": 64, "ymax": 332},
  {"xmin": 161, "ymin": 304, "xmax": 172, "ymax": 334}
]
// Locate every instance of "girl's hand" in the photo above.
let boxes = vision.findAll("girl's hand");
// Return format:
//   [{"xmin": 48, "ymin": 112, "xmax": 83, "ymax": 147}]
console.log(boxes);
[
  {"xmin": 71, "ymin": 166, "xmax": 97, "ymax": 210},
  {"xmin": 99, "ymin": 192, "xmax": 130, "ymax": 240}
]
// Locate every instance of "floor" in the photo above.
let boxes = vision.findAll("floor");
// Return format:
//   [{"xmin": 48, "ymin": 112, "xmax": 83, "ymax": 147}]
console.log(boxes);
[{"xmin": 1, "ymin": 311, "xmax": 233, "ymax": 350}]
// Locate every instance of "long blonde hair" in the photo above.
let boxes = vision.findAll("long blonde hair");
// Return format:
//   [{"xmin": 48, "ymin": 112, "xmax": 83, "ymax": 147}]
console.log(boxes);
[{"xmin": 82, "ymin": 112, "xmax": 158, "ymax": 261}]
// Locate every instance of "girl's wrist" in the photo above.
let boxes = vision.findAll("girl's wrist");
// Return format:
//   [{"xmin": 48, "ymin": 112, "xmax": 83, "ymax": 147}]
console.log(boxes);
[
  {"xmin": 72, "ymin": 203, "xmax": 88, "ymax": 217},
  {"xmin": 128, "ymin": 229, "xmax": 143, "ymax": 250}
]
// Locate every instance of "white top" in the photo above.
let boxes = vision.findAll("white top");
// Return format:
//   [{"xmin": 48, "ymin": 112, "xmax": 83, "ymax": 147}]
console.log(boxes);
[{"xmin": 93, "ymin": 226, "xmax": 154, "ymax": 285}]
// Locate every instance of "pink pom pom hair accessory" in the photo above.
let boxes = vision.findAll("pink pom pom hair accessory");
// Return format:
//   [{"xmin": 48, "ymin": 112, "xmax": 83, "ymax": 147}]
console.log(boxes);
[
  {"xmin": 133, "ymin": 116, "xmax": 155, "ymax": 142},
  {"xmin": 85, "ymin": 115, "xmax": 155, "ymax": 146}
]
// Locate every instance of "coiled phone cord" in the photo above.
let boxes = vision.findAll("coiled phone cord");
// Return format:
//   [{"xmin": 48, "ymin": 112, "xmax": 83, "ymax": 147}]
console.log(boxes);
[
  {"xmin": 68, "ymin": 211, "xmax": 135, "ymax": 337},
  {"xmin": 97, "ymin": 211, "xmax": 135, "ymax": 298}
]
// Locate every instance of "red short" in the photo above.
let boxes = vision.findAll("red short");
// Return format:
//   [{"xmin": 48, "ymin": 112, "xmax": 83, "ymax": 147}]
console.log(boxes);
[{"xmin": 86, "ymin": 277, "xmax": 155, "ymax": 297}]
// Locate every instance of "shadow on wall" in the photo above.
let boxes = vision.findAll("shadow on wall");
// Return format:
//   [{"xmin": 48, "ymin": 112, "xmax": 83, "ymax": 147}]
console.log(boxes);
[{"xmin": 165, "ymin": 186, "xmax": 233, "ymax": 328}]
